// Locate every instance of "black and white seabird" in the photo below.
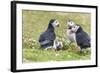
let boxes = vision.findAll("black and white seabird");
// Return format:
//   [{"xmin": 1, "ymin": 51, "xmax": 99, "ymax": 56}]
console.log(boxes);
[
  {"xmin": 67, "ymin": 20, "xmax": 76, "ymax": 43},
  {"xmin": 67, "ymin": 20, "xmax": 91, "ymax": 52},
  {"xmin": 39, "ymin": 19, "xmax": 60, "ymax": 50}
]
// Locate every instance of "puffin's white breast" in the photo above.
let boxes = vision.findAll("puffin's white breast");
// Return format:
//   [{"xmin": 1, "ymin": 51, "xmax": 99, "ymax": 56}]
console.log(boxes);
[{"xmin": 67, "ymin": 29, "xmax": 76, "ymax": 42}]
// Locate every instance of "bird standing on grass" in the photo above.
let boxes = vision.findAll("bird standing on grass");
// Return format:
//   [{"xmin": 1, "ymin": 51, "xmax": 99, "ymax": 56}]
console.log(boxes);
[
  {"xmin": 39, "ymin": 19, "xmax": 60, "ymax": 50},
  {"xmin": 67, "ymin": 20, "xmax": 76, "ymax": 44},
  {"xmin": 74, "ymin": 24, "xmax": 91, "ymax": 52},
  {"xmin": 66, "ymin": 19, "xmax": 91, "ymax": 52}
]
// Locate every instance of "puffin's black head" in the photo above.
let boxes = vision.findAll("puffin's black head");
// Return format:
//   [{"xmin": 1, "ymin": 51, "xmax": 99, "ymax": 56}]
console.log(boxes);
[{"xmin": 48, "ymin": 19, "xmax": 59, "ymax": 29}]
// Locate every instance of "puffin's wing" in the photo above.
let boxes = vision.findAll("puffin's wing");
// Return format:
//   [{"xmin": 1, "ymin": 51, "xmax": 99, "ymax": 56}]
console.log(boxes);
[
  {"xmin": 76, "ymin": 32, "xmax": 90, "ymax": 47},
  {"xmin": 39, "ymin": 31, "xmax": 55, "ymax": 45}
]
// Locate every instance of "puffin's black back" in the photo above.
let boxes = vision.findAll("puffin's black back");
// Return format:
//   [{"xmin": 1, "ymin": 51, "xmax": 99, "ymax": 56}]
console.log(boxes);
[
  {"xmin": 39, "ymin": 19, "xmax": 56, "ymax": 48},
  {"xmin": 47, "ymin": 19, "xmax": 56, "ymax": 29},
  {"xmin": 76, "ymin": 26, "xmax": 91, "ymax": 49}
]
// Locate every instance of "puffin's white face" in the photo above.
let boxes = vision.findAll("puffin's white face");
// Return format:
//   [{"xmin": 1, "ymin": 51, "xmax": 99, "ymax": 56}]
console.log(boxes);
[
  {"xmin": 67, "ymin": 20, "xmax": 79, "ymax": 33},
  {"xmin": 52, "ymin": 20, "xmax": 59, "ymax": 28},
  {"xmin": 71, "ymin": 25, "xmax": 80, "ymax": 33},
  {"xmin": 67, "ymin": 20, "xmax": 75, "ymax": 29}
]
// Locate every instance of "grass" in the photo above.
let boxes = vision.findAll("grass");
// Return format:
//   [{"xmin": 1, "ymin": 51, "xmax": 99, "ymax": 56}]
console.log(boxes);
[
  {"xmin": 23, "ymin": 48, "xmax": 91, "ymax": 62},
  {"xmin": 22, "ymin": 10, "xmax": 91, "ymax": 63}
]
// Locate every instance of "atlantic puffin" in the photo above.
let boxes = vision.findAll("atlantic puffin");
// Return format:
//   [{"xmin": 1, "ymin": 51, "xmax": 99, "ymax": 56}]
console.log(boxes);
[
  {"xmin": 39, "ymin": 19, "xmax": 60, "ymax": 50},
  {"xmin": 67, "ymin": 20, "xmax": 91, "ymax": 52},
  {"xmin": 67, "ymin": 20, "xmax": 76, "ymax": 43}
]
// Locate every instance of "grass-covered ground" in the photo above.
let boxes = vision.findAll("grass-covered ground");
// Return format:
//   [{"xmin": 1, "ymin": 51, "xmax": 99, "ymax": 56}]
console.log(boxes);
[{"xmin": 22, "ymin": 10, "xmax": 91, "ymax": 63}]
